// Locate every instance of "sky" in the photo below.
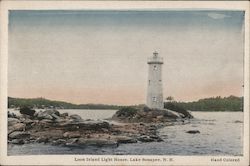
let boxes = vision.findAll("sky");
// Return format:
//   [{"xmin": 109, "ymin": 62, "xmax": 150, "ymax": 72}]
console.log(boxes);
[{"xmin": 8, "ymin": 10, "xmax": 245, "ymax": 105}]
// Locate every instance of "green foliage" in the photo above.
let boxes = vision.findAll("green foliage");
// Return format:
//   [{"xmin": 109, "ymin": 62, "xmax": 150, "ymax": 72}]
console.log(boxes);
[
  {"xmin": 8, "ymin": 97, "xmax": 121, "ymax": 110},
  {"xmin": 8, "ymin": 95, "xmax": 243, "ymax": 112},
  {"xmin": 169, "ymin": 96, "xmax": 243, "ymax": 112},
  {"xmin": 20, "ymin": 106, "xmax": 36, "ymax": 116},
  {"xmin": 166, "ymin": 96, "xmax": 174, "ymax": 102},
  {"xmin": 116, "ymin": 106, "xmax": 139, "ymax": 117}
]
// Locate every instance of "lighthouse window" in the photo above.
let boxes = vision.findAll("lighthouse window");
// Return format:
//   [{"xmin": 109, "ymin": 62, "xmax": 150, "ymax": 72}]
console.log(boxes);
[
  {"xmin": 152, "ymin": 97, "xmax": 157, "ymax": 102},
  {"xmin": 153, "ymin": 65, "xmax": 157, "ymax": 70},
  {"xmin": 149, "ymin": 80, "xmax": 150, "ymax": 85},
  {"xmin": 159, "ymin": 80, "xmax": 162, "ymax": 82}
]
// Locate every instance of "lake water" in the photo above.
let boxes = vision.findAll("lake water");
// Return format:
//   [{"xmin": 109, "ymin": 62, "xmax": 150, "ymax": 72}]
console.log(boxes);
[{"xmin": 8, "ymin": 109, "xmax": 243, "ymax": 156}]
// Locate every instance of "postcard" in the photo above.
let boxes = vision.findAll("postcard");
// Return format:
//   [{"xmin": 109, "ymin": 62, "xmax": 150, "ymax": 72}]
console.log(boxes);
[{"xmin": 0, "ymin": 1, "xmax": 249, "ymax": 165}]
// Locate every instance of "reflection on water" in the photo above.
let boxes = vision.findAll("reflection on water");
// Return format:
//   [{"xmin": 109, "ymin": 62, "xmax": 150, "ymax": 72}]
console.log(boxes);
[{"xmin": 8, "ymin": 110, "xmax": 243, "ymax": 155}]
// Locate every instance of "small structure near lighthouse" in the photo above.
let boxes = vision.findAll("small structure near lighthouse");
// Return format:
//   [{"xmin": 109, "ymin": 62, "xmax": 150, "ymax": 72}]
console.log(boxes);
[{"xmin": 147, "ymin": 51, "xmax": 164, "ymax": 109}]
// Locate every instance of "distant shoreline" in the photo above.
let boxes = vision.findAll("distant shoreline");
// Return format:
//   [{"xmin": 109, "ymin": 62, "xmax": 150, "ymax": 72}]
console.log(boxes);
[{"xmin": 8, "ymin": 95, "xmax": 243, "ymax": 112}]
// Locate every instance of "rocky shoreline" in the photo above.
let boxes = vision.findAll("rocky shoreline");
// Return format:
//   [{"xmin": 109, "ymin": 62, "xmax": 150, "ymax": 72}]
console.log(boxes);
[{"xmin": 8, "ymin": 106, "xmax": 192, "ymax": 147}]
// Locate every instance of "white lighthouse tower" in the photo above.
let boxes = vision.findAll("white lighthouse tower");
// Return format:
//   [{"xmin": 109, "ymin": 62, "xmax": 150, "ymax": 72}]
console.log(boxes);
[{"xmin": 147, "ymin": 51, "xmax": 164, "ymax": 109}]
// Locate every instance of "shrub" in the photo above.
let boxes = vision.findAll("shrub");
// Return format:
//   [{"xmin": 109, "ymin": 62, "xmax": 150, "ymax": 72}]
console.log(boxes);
[
  {"xmin": 19, "ymin": 106, "xmax": 36, "ymax": 116},
  {"xmin": 116, "ymin": 107, "xmax": 138, "ymax": 117}
]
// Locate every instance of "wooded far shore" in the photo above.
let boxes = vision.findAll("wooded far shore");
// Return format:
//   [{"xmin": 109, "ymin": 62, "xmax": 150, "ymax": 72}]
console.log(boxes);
[{"xmin": 8, "ymin": 95, "xmax": 243, "ymax": 112}]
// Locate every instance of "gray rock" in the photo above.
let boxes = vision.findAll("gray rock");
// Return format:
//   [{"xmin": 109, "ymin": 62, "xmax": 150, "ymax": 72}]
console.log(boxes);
[
  {"xmin": 37, "ymin": 111, "xmax": 53, "ymax": 120},
  {"xmin": 113, "ymin": 136, "xmax": 137, "ymax": 143},
  {"xmin": 149, "ymin": 135, "xmax": 163, "ymax": 142},
  {"xmin": 148, "ymin": 126, "xmax": 156, "ymax": 130},
  {"xmin": 8, "ymin": 123, "xmax": 26, "ymax": 134},
  {"xmin": 8, "ymin": 118, "xmax": 20, "ymax": 126},
  {"xmin": 51, "ymin": 139, "xmax": 66, "ymax": 145},
  {"xmin": 186, "ymin": 130, "xmax": 200, "ymax": 134},
  {"xmin": 10, "ymin": 139, "xmax": 24, "ymax": 145},
  {"xmin": 51, "ymin": 113, "xmax": 60, "ymax": 120},
  {"xmin": 8, "ymin": 111, "xmax": 17, "ymax": 118},
  {"xmin": 33, "ymin": 111, "xmax": 39, "ymax": 117},
  {"xmin": 63, "ymin": 131, "xmax": 81, "ymax": 138},
  {"xmin": 19, "ymin": 114, "xmax": 32, "ymax": 121},
  {"xmin": 36, "ymin": 109, "xmax": 61, "ymax": 120},
  {"xmin": 164, "ymin": 103, "xmax": 193, "ymax": 118},
  {"xmin": 9, "ymin": 131, "xmax": 30, "ymax": 139},
  {"xmin": 138, "ymin": 135, "xmax": 155, "ymax": 142},
  {"xmin": 61, "ymin": 113, "xmax": 69, "ymax": 117},
  {"xmin": 149, "ymin": 135, "xmax": 160, "ymax": 139},
  {"xmin": 23, "ymin": 119, "xmax": 34, "ymax": 124},
  {"xmin": 43, "ymin": 109, "xmax": 60, "ymax": 116},
  {"xmin": 65, "ymin": 138, "xmax": 79, "ymax": 146},
  {"xmin": 70, "ymin": 114, "xmax": 82, "ymax": 120},
  {"xmin": 42, "ymin": 114, "xmax": 53, "ymax": 120},
  {"xmin": 156, "ymin": 115, "xmax": 164, "ymax": 120},
  {"xmin": 36, "ymin": 137, "xmax": 49, "ymax": 143},
  {"xmin": 40, "ymin": 119, "xmax": 53, "ymax": 123}
]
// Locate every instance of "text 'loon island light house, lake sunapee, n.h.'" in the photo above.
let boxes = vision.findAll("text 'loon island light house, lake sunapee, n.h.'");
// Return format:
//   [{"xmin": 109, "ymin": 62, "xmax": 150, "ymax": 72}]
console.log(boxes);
[{"xmin": 147, "ymin": 51, "xmax": 164, "ymax": 109}]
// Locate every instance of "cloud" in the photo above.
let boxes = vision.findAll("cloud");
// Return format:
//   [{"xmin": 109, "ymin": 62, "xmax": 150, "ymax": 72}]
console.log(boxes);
[{"xmin": 207, "ymin": 13, "xmax": 231, "ymax": 19}]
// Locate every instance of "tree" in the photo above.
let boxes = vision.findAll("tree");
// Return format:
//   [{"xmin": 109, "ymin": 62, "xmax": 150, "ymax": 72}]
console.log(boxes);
[{"xmin": 166, "ymin": 96, "xmax": 174, "ymax": 102}]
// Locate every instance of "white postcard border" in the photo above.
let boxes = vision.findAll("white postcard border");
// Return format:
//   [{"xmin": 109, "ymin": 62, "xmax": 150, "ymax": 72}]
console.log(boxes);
[{"xmin": 0, "ymin": 1, "xmax": 249, "ymax": 165}]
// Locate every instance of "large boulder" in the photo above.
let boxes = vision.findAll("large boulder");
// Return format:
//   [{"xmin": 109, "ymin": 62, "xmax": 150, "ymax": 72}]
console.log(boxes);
[
  {"xmin": 37, "ymin": 111, "xmax": 53, "ymax": 120},
  {"xmin": 164, "ymin": 102, "xmax": 193, "ymax": 118},
  {"xmin": 69, "ymin": 114, "xmax": 82, "ymax": 121},
  {"xmin": 8, "ymin": 131, "xmax": 30, "ymax": 139},
  {"xmin": 162, "ymin": 109, "xmax": 181, "ymax": 119},
  {"xmin": 8, "ymin": 123, "xmax": 26, "ymax": 134},
  {"xmin": 8, "ymin": 118, "xmax": 20, "ymax": 126},
  {"xmin": 10, "ymin": 139, "xmax": 25, "ymax": 145},
  {"xmin": 35, "ymin": 109, "xmax": 61, "ymax": 121},
  {"xmin": 112, "ymin": 106, "xmax": 181, "ymax": 123}
]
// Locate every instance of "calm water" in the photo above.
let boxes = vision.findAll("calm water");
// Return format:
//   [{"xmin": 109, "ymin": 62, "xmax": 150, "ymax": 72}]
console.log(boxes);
[{"xmin": 8, "ymin": 109, "xmax": 243, "ymax": 156}]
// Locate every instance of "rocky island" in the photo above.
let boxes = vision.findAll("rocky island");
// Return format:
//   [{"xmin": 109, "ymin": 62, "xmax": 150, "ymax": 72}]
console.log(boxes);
[
  {"xmin": 8, "ymin": 105, "xmax": 193, "ymax": 147},
  {"xmin": 8, "ymin": 52, "xmax": 195, "ymax": 148}
]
